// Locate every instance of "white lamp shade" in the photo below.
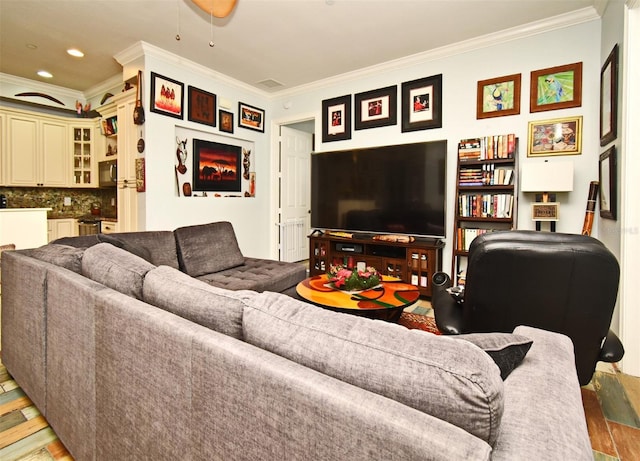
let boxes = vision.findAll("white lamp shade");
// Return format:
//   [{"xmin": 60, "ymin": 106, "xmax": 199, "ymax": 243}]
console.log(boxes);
[{"xmin": 520, "ymin": 160, "xmax": 574, "ymax": 192}]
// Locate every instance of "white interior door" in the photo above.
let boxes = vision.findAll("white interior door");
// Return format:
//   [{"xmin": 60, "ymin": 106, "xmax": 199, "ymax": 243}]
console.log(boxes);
[{"xmin": 279, "ymin": 125, "xmax": 312, "ymax": 262}]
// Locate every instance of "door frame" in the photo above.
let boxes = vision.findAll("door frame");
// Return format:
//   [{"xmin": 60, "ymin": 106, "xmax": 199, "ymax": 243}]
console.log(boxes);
[{"xmin": 269, "ymin": 112, "xmax": 316, "ymax": 260}]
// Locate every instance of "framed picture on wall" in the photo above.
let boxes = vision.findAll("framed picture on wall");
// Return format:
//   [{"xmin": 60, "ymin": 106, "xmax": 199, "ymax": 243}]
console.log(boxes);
[
  {"xmin": 354, "ymin": 85, "xmax": 397, "ymax": 130},
  {"xmin": 599, "ymin": 146, "xmax": 617, "ymax": 220},
  {"xmin": 401, "ymin": 74, "xmax": 442, "ymax": 132},
  {"xmin": 476, "ymin": 73, "xmax": 521, "ymax": 119},
  {"xmin": 600, "ymin": 44, "xmax": 619, "ymax": 146},
  {"xmin": 150, "ymin": 72, "xmax": 184, "ymax": 119},
  {"xmin": 238, "ymin": 102, "xmax": 265, "ymax": 132},
  {"xmin": 530, "ymin": 62, "xmax": 582, "ymax": 113},
  {"xmin": 219, "ymin": 109, "xmax": 234, "ymax": 134},
  {"xmin": 187, "ymin": 86, "xmax": 216, "ymax": 127},
  {"xmin": 321, "ymin": 94, "xmax": 352, "ymax": 142},
  {"xmin": 527, "ymin": 116, "xmax": 582, "ymax": 157}
]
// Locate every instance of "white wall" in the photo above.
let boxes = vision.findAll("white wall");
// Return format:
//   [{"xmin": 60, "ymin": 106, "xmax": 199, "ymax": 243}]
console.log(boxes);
[{"xmin": 272, "ymin": 19, "xmax": 603, "ymax": 272}]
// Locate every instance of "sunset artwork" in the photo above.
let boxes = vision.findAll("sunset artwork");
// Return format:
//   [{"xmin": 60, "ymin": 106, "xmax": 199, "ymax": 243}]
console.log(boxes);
[{"xmin": 193, "ymin": 139, "xmax": 241, "ymax": 191}]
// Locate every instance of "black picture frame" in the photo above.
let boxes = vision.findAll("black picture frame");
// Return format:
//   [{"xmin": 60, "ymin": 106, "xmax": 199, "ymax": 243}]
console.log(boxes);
[
  {"xmin": 238, "ymin": 102, "xmax": 265, "ymax": 132},
  {"xmin": 401, "ymin": 74, "xmax": 442, "ymax": 132},
  {"xmin": 187, "ymin": 86, "xmax": 216, "ymax": 127},
  {"xmin": 600, "ymin": 44, "xmax": 619, "ymax": 146},
  {"xmin": 150, "ymin": 72, "xmax": 184, "ymax": 120},
  {"xmin": 219, "ymin": 109, "xmax": 234, "ymax": 134},
  {"xmin": 599, "ymin": 146, "xmax": 617, "ymax": 220},
  {"xmin": 354, "ymin": 85, "xmax": 397, "ymax": 130},
  {"xmin": 321, "ymin": 94, "xmax": 352, "ymax": 143},
  {"xmin": 193, "ymin": 139, "xmax": 242, "ymax": 192}
]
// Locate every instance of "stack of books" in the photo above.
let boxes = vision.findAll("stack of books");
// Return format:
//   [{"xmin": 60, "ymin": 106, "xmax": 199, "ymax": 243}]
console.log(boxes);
[{"xmin": 458, "ymin": 134, "xmax": 516, "ymax": 161}]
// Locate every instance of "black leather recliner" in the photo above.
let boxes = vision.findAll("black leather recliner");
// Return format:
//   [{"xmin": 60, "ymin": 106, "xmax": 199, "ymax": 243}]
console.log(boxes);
[{"xmin": 432, "ymin": 230, "xmax": 624, "ymax": 385}]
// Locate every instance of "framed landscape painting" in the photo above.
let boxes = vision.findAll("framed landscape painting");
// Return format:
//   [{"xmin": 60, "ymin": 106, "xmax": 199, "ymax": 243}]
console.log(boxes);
[
  {"xmin": 322, "ymin": 94, "xmax": 352, "ymax": 142},
  {"xmin": 530, "ymin": 62, "xmax": 582, "ymax": 113},
  {"xmin": 238, "ymin": 102, "xmax": 265, "ymax": 132},
  {"xmin": 476, "ymin": 73, "xmax": 521, "ymax": 119},
  {"xmin": 401, "ymin": 74, "xmax": 442, "ymax": 132}
]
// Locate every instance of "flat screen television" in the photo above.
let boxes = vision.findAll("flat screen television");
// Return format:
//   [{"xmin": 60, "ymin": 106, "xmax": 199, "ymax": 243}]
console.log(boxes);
[{"xmin": 311, "ymin": 140, "xmax": 447, "ymax": 238}]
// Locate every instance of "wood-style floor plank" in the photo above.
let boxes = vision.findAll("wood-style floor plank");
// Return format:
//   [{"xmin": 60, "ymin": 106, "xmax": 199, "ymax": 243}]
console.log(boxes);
[
  {"xmin": 593, "ymin": 372, "xmax": 640, "ymax": 429},
  {"xmin": 0, "ymin": 416, "xmax": 48, "ymax": 450},
  {"xmin": 0, "ymin": 396, "xmax": 33, "ymax": 418},
  {"xmin": 582, "ymin": 388, "xmax": 618, "ymax": 458},
  {"xmin": 608, "ymin": 421, "xmax": 640, "ymax": 461}
]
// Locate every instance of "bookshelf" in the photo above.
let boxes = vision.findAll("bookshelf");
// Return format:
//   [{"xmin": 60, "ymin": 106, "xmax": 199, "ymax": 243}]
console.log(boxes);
[{"xmin": 452, "ymin": 134, "xmax": 518, "ymax": 286}]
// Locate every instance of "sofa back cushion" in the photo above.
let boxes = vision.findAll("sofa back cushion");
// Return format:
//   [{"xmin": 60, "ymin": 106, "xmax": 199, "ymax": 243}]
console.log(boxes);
[
  {"xmin": 174, "ymin": 221, "xmax": 244, "ymax": 277},
  {"xmin": 143, "ymin": 266, "xmax": 251, "ymax": 340},
  {"xmin": 242, "ymin": 291, "xmax": 505, "ymax": 446},
  {"xmin": 26, "ymin": 243, "xmax": 85, "ymax": 273},
  {"xmin": 82, "ymin": 243, "xmax": 155, "ymax": 300}
]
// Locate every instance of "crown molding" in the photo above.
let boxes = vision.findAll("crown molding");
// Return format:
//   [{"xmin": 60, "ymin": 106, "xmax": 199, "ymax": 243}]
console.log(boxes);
[
  {"xmin": 275, "ymin": 6, "xmax": 601, "ymax": 99},
  {"xmin": 0, "ymin": 72, "xmax": 85, "ymax": 100},
  {"xmin": 627, "ymin": 0, "xmax": 640, "ymax": 8},
  {"xmin": 116, "ymin": 41, "xmax": 269, "ymax": 99}
]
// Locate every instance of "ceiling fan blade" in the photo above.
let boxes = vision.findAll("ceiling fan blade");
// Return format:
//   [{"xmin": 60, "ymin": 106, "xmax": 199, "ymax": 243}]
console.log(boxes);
[{"xmin": 192, "ymin": 0, "xmax": 238, "ymax": 18}]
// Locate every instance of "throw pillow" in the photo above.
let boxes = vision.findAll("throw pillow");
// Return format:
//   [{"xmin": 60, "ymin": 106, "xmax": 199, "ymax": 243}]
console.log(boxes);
[
  {"xmin": 27, "ymin": 244, "xmax": 84, "ymax": 273},
  {"xmin": 454, "ymin": 333, "xmax": 533, "ymax": 380},
  {"xmin": 96, "ymin": 233, "xmax": 153, "ymax": 263},
  {"xmin": 242, "ymin": 291, "xmax": 505, "ymax": 447},
  {"xmin": 174, "ymin": 221, "xmax": 245, "ymax": 277},
  {"xmin": 82, "ymin": 243, "xmax": 155, "ymax": 300}
]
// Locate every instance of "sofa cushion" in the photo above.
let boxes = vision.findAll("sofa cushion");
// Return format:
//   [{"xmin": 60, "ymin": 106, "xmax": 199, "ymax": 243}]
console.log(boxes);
[
  {"xmin": 196, "ymin": 257, "xmax": 307, "ymax": 293},
  {"xmin": 143, "ymin": 265, "xmax": 252, "ymax": 340},
  {"xmin": 27, "ymin": 243, "xmax": 85, "ymax": 273},
  {"xmin": 242, "ymin": 291, "xmax": 505, "ymax": 446},
  {"xmin": 174, "ymin": 222, "xmax": 244, "ymax": 277},
  {"xmin": 82, "ymin": 243, "xmax": 155, "ymax": 300},
  {"xmin": 455, "ymin": 333, "xmax": 533, "ymax": 380},
  {"xmin": 96, "ymin": 233, "xmax": 152, "ymax": 262}
]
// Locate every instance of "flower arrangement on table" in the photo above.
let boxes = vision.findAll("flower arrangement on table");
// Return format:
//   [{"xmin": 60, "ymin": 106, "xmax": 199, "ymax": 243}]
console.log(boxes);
[{"xmin": 327, "ymin": 264, "xmax": 381, "ymax": 291}]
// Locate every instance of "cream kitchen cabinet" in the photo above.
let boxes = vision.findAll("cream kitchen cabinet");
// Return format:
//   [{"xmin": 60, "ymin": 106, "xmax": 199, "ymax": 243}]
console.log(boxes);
[
  {"xmin": 47, "ymin": 218, "xmax": 78, "ymax": 242},
  {"xmin": 116, "ymin": 93, "xmax": 140, "ymax": 232},
  {"xmin": 5, "ymin": 112, "xmax": 68, "ymax": 187},
  {"xmin": 1, "ymin": 107, "xmax": 96, "ymax": 188}
]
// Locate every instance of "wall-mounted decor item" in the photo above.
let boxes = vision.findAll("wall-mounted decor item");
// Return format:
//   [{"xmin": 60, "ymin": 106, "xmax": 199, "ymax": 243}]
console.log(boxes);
[
  {"xmin": 238, "ymin": 102, "xmax": 265, "ymax": 132},
  {"xmin": 248, "ymin": 172, "xmax": 256, "ymax": 197},
  {"xmin": 188, "ymin": 86, "xmax": 216, "ymax": 127},
  {"xmin": 600, "ymin": 44, "xmax": 619, "ymax": 146},
  {"xmin": 530, "ymin": 62, "xmax": 582, "ymax": 113},
  {"xmin": 527, "ymin": 116, "xmax": 582, "ymax": 157},
  {"xmin": 354, "ymin": 85, "xmax": 397, "ymax": 130},
  {"xmin": 599, "ymin": 146, "xmax": 617, "ymax": 220},
  {"xmin": 150, "ymin": 72, "xmax": 184, "ymax": 119},
  {"xmin": 135, "ymin": 158, "xmax": 146, "ymax": 192},
  {"xmin": 476, "ymin": 73, "xmax": 521, "ymax": 119},
  {"xmin": 401, "ymin": 74, "xmax": 442, "ymax": 132},
  {"xmin": 219, "ymin": 109, "xmax": 234, "ymax": 133},
  {"xmin": 321, "ymin": 94, "xmax": 352, "ymax": 142},
  {"xmin": 193, "ymin": 139, "xmax": 242, "ymax": 191}
]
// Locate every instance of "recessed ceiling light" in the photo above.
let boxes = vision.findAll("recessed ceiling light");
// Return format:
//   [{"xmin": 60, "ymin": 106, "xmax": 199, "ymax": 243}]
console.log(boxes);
[
  {"xmin": 67, "ymin": 48, "xmax": 84, "ymax": 58},
  {"xmin": 37, "ymin": 70, "xmax": 53, "ymax": 78}
]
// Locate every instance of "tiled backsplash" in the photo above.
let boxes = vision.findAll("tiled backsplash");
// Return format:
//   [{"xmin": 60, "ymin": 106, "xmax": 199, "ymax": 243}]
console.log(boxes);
[{"xmin": 0, "ymin": 187, "xmax": 117, "ymax": 218}]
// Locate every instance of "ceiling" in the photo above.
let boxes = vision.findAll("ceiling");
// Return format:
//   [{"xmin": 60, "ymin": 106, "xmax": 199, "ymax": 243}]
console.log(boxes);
[{"xmin": 0, "ymin": 0, "xmax": 600, "ymax": 96}]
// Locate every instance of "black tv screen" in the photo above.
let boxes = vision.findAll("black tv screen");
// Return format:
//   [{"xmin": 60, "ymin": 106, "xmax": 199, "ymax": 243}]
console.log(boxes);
[{"xmin": 311, "ymin": 140, "xmax": 447, "ymax": 238}]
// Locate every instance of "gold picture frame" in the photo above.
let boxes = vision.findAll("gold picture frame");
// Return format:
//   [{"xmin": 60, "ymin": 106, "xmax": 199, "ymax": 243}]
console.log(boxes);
[{"xmin": 527, "ymin": 116, "xmax": 582, "ymax": 157}]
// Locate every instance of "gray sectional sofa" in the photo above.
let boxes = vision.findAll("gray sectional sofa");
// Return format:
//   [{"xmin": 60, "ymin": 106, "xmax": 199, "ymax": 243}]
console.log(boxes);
[{"xmin": 1, "ymin": 221, "xmax": 593, "ymax": 460}]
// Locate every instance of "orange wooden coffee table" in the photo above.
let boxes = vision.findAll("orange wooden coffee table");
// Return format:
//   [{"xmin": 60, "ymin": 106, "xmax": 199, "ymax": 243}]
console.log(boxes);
[{"xmin": 296, "ymin": 274, "xmax": 420, "ymax": 322}]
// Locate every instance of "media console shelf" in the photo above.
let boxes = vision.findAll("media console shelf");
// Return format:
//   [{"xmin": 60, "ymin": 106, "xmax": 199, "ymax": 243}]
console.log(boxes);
[{"xmin": 308, "ymin": 234, "xmax": 443, "ymax": 298}]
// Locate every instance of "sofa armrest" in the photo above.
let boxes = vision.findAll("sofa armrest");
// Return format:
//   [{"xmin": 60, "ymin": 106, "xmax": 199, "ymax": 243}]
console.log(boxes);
[
  {"xmin": 431, "ymin": 272, "xmax": 464, "ymax": 335},
  {"xmin": 600, "ymin": 329, "xmax": 625, "ymax": 363}
]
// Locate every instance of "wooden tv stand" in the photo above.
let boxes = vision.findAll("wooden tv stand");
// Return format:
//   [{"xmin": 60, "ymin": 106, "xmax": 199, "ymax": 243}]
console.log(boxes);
[{"xmin": 308, "ymin": 233, "xmax": 444, "ymax": 298}]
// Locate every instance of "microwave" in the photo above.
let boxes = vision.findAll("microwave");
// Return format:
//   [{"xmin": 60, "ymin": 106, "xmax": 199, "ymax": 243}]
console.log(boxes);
[{"xmin": 99, "ymin": 160, "xmax": 117, "ymax": 187}]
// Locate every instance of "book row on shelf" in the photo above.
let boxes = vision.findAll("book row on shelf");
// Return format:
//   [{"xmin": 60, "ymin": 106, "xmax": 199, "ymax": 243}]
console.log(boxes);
[
  {"xmin": 455, "ymin": 228, "xmax": 496, "ymax": 252},
  {"xmin": 458, "ymin": 133, "xmax": 516, "ymax": 161},
  {"xmin": 458, "ymin": 165, "xmax": 514, "ymax": 186},
  {"xmin": 101, "ymin": 116, "xmax": 118, "ymax": 136},
  {"xmin": 458, "ymin": 193, "xmax": 514, "ymax": 219}
]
